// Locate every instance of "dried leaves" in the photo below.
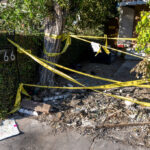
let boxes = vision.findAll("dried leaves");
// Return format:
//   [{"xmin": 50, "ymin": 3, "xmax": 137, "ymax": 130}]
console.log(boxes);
[{"xmin": 131, "ymin": 56, "xmax": 150, "ymax": 79}]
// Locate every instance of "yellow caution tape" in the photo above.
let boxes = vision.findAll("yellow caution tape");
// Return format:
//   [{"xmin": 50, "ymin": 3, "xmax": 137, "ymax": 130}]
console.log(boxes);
[
  {"xmin": 104, "ymin": 92, "xmax": 150, "ymax": 107},
  {"xmin": 17, "ymin": 48, "xmax": 32, "ymax": 54},
  {"xmin": 71, "ymin": 34, "xmax": 111, "ymax": 55},
  {"xmin": 42, "ymin": 58, "xmax": 150, "ymax": 107},
  {"xmin": 103, "ymin": 45, "xmax": 144, "ymax": 59},
  {"xmin": 43, "ymin": 33, "xmax": 71, "ymax": 57},
  {"xmin": 9, "ymin": 79, "xmax": 148, "ymax": 109},
  {"xmin": 9, "ymin": 83, "xmax": 30, "ymax": 114},
  {"xmin": 22, "ymin": 82, "xmax": 150, "ymax": 107},
  {"xmin": 44, "ymin": 33, "xmax": 63, "ymax": 39},
  {"xmin": 41, "ymin": 58, "xmax": 121, "ymax": 83},
  {"xmin": 23, "ymin": 83, "xmax": 150, "ymax": 107},
  {"xmin": 9, "ymin": 40, "xmax": 149, "ymax": 91},
  {"xmin": 12, "ymin": 75, "xmax": 150, "ymax": 113},
  {"xmin": 10, "ymin": 30, "xmax": 137, "ymax": 41},
  {"xmin": 13, "ymin": 33, "xmax": 138, "ymax": 58},
  {"xmin": 8, "ymin": 38, "xmax": 150, "ymax": 114},
  {"xmin": 74, "ymin": 35, "xmax": 137, "ymax": 41},
  {"xmin": 8, "ymin": 38, "xmax": 83, "ymax": 87},
  {"xmin": 70, "ymin": 35, "xmax": 91, "ymax": 43},
  {"xmin": 41, "ymin": 57, "xmax": 150, "ymax": 89},
  {"xmin": 9, "ymin": 84, "xmax": 23, "ymax": 114},
  {"xmin": 103, "ymin": 34, "xmax": 110, "ymax": 55},
  {"xmin": 71, "ymin": 35, "xmax": 144, "ymax": 60},
  {"xmin": 23, "ymin": 79, "xmax": 150, "ymax": 90},
  {"xmin": 7, "ymin": 38, "xmax": 84, "ymax": 113},
  {"xmin": 95, "ymin": 45, "xmax": 102, "ymax": 56},
  {"xmin": 10, "ymin": 83, "xmax": 148, "ymax": 108},
  {"xmin": 9, "ymin": 40, "xmax": 148, "ymax": 88}
]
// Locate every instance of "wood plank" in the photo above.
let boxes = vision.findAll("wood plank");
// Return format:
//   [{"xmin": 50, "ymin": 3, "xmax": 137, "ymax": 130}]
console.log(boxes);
[{"xmin": 21, "ymin": 99, "xmax": 51, "ymax": 114}]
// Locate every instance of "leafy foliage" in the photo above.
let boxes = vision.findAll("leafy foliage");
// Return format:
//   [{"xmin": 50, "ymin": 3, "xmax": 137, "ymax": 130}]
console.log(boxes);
[
  {"xmin": 0, "ymin": 0, "xmax": 118, "ymax": 35},
  {"xmin": 136, "ymin": 1, "xmax": 150, "ymax": 54},
  {"xmin": 78, "ymin": 0, "xmax": 117, "ymax": 28},
  {"xmin": 66, "ymin": 0, "xmax": 118, "ymax": 35},
  {"xmin": 132, "ymin": 1, "xmax": 150, "ymax": 79},
  {"xmin": 0, "ymin": 0, "xmax": 49, "ymax": 33}
]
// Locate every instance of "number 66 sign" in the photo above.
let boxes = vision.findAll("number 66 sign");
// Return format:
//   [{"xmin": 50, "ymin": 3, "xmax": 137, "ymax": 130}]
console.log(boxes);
[{"xmin": 0, "ymin": 50, "xmax": 16, "ymax": 62}]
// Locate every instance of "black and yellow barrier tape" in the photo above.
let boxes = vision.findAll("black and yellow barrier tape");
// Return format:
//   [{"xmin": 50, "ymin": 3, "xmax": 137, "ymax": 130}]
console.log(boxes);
[
  {"xmin": 8, "ymin": 39, "xmax": 84, "ymax": 87},
  {"xmin": 70, "ymin": 35, "xmax": 144, "ymax": 60},
  {"xmin": 7, "ymin": 39, "xmax": 150, "ymax": 114},
  {"xmin": 43, "ymin": 33, "xmax": 138, "ymax": 57},
  {"xmin": 43, "ymin": 33, "xmax": 71, "ymax": 57},
  {"xmin": 74, "ymin": 35, "xmax": 137, "ymax": 41}
]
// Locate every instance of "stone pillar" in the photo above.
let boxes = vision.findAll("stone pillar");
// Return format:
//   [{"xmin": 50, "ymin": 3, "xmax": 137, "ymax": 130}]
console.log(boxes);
[
  {"xmin": 118, "ymin": 6, "xmax": 135, "ymax": 40},
  {"xmin": 117, "ymin": 6, "xmax": 135, "ymax": 58}
]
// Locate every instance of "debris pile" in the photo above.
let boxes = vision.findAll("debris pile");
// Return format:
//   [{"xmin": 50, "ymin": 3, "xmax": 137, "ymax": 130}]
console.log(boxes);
[
  {"xmin": 17, "ymin": 60, "xmax": 150, "ymax": 147},
  {"xmin": 34, "ymin": 87, "xmax": 150, "ymax": 148}
]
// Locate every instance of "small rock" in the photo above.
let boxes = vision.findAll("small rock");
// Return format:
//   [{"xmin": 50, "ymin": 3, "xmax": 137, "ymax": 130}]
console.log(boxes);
[
  {"xmin": 122, "ymin": 87, "xmax": 135, "ymax": 93},
  {"xmin": 124, "ymin": 94, "xmax": 134, "ymax": 107},
  {"xmin": 129, "ymin": 114, "xmax": 136, "ymax": 119},
  {"xmin": 81, "ymin": 119, "xmax": 96, "ymax": 128},
  {"xmin": 70, "ymin": 100, "xmax": 80, "ymax": 107},
  {"xmin": 43, "ymin": 94, "xmax": 68, "ymax": 102},
  {"xmin": 57, "ymin": 112, "xmax": 62, "ymax": 119},
  {"xmin": 33, "ymin": 95, "xmax": 41, "ymax": 101},
  {"xmin": 63, "ymin": 93, "xmax": 71, "ymax": 99},
  {"xmin": 58, "ymin": 95, "xmax": 63, "ymax": 99},
  {"xmin": 124, "ymin": 100, "xmax": 133, "ymax": 107},
  {"xmin": 90, "ymin": 108, "xmax": 98, "ymax": 113},
  {"xmin": 47, "ymin": 114, "xmax": 54, "ymax": 120},
  {"xmin": 54, "ymin": 112, "xmax": 62, "ymax": 122},
  {"xmin": 55, "ymin": 92, "xmax": 61, "ymax": 96},
  {"xmin": 43, "ymin": 97, "xmax": 53, "ymax": 102},
  {"xmin": 76, "ymin": 120, "xmax": 82, "ymax": 126},
  {"xmin": 71, "ymin": 108, "xmax": 81, "ymax": 114},
  {"xmin": 67, "ymin": 84, "xmax": 73, "ymax": 87},
  {"xmin": 119, "ymin": 89, "xmax": 123, "ymax": 93}
]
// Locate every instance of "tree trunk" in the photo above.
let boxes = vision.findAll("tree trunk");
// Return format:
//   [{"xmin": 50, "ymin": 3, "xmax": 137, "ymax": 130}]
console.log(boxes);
[{"xmin": 40, "ymin": 3, "xmax": 65, "ymax": 87}]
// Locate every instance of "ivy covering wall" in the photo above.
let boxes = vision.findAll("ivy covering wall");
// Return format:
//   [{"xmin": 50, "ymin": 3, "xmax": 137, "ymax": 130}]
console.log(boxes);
[{"xmin": 0, "ymin": 33, "xmax": 41, "ymax": 118}]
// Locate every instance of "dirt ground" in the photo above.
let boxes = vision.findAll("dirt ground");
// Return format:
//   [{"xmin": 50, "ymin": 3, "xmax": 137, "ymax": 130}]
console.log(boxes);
[{"xmin": 1, "ymin": 117, "xmax": 149, "ymax": 150}]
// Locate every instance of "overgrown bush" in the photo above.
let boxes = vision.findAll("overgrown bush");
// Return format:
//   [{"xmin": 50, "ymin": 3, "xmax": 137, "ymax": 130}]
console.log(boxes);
[{"xmin": 131, "ymin": 1, "xmax": 150, "ymax": 79}]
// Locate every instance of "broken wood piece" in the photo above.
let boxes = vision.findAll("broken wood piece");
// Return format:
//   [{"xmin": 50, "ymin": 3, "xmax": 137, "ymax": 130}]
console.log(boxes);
[
  {"xmin": 102, "ymin": 109, "xmax": 122, "ymax": 125},
  {"xmin": 96, "ymin": 122, "xmax": 150, "ymax": 129},
  {"xmin": 21, "ymin": 99, "xmax": 51, "ymax": 114}
]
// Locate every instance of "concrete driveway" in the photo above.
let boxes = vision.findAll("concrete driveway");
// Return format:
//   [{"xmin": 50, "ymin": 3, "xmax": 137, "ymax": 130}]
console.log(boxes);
[{"xmin": 0, "ymin": 117, "xmax": 148, "ymax": 150}]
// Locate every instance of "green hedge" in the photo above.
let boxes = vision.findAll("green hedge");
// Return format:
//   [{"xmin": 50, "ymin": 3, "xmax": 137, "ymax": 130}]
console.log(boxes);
[
  {"xmin": 0, "ymin": 33, "xmax": 41, "ymax": 118},
  {"xmin": 0, "ymin": 33, "xmax": 89, "ymax": 118}
]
